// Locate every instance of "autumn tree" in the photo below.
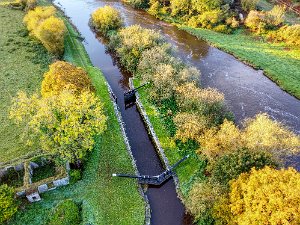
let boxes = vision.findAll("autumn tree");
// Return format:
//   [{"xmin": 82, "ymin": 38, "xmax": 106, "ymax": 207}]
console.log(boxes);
[
  {"xmin": 10, "ymin": 90, "xmax": 107, "ymax": 163},
  {"xmin": 41, "ymin": 61, "xmax": 94, "ymax": 97},
  {"xmin": 36, "ymin": 16, "xmax": 66, "ymax": 56},
  {"xmin": 0, "ymin": 185, "xmax": 19, "ymax": 224},
  {"xmin": 91, "ymin": 5, "xmax": 123, "ymax": 36},
  {"xmin": 214, "ymin": 167, "xmax": 300, "ymax": 225}
]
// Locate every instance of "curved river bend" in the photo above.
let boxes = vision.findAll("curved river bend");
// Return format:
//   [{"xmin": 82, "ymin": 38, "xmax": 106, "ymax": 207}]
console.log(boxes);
[{"xmin": 55, "ymin": 0, "xmax": 300, "ymax": 224}]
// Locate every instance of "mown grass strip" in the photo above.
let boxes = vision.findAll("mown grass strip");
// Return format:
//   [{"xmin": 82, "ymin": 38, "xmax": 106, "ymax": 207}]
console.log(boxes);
[{"xmin": 3, "ymin": 2, "xmax": 145, "ymax": 224}]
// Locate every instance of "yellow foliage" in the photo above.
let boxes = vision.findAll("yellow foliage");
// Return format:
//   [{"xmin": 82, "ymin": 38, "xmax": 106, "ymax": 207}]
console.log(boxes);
[
  {"xmin": 36, "ymin": 16, "xmax": 66, "ymax": 55},
  {"xmin": 10, "ymin": 90, "xmax": 107, "ymax": 163},
  {"xmin": 23, "ymin": 6, "xmax": 56, "ymax": 36},
  {"xmin": 227, "ymin": 167, "xmax": 300, "ymax": 225},
  {"xmin": 41, "ymin": 61, "xmax": 94, "ymax": 97},
  {"xmin": 242, "ymin": 113, "xmax": 300, "ymax": 154},
  {"xmin": 91, "ymin": 5, "xmax": 123, "ymax": 35},
  {"xmin": 198, "ymin": 119, "xmax": 242, "ymax": 160},
  {"xmin": 174, "ymin": 112, "xmax": 208, "ymax": 142}
]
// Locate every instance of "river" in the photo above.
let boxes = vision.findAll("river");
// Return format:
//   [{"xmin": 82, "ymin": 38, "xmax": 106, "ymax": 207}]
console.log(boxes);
[{"xmin": 54, "ymin": 0, "xmax": 300, "ymax": 224}]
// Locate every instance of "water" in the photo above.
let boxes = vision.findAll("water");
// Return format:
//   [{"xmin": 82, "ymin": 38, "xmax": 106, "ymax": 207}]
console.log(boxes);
[{"xmin": 54, "ymin": 0, "xmax": 300, "ymax": 223}]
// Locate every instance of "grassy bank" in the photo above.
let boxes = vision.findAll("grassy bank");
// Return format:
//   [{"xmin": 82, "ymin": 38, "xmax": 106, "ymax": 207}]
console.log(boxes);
[
  {"xmin": 133, "ymin": 80, "xmax": 207, "ymax": 198},
  {"xmin": 180, "ymin": 26, "xmax": 300, "ymax": 99},
  {"xmin": 0, "ymin": 5, "xmax": 52, "ymax": 164},
  {"xmin": 1, "ymin": 2, "xmax": 145, "ymax": 224},
  {"xmin": 143, "ymin": 5, "xmax": 300, "ymax": 99}
]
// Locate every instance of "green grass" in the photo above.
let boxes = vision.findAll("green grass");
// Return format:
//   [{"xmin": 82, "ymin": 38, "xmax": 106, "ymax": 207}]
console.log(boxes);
[
  {"xmin": 1, "ymin": 3, "xmax": 145, "ymax": 224},
  {"xmin": 180, "ymin": 26, "xmax": 300, "ymax": 99},
  {"xmin": 133, "ymin": 79, "xmax": 207, "ymax": 198},
  {"xmin": 0, "ymin": 6, "xmax": 52, "ymax": 164}
]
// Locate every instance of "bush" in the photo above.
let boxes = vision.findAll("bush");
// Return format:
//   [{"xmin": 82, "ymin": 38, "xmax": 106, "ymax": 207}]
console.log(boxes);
[
  {"xmin": 214, "ymin": 167, "xmax": 300, "ymax": 224},
  {"xmin": 174, "ymin": 112, "xmax": 208, "ymax": 142},
  {"xmin": 23, "ymin": 6, "xmax": 56, "ymax": 36},
  {"xmin": 91, "ymin": 6, "xmax": 123, "ymax": 36},
  {"xmin": 69, "ymin": 170, "xmax": 82, "ymax": 184},
  {"xmin": 109, "ymin": 25, "xmax": 165, "ymax": 73},
  {"xmin": 242, "ymin": 113, "xmax": 300, "ymax": 155},
  {"xmin": 265, "ymin": 5, "xmax": 285, "ymax": 27},
  {"xmin": 198, "ymin": 10, "xmax": 223, "ymax": 29},
  {"xmin": 122, "ymin": 0, "xmax": 149, "ymax": 8},
  {"xmin": 226, "ymin": 17, "xmax": 239, "ymax": 29},
  {"xmin": 18, "ymin": 0, "xmax": 37, "ymax": 11},
  {"xmin": 48, "ymin": 199, "xmax": 80, "ymax": 225},
  {"xmin": 170, "ymin": 0, "xmax": 190, "ymax": 16},
  {"xmin": 176, "ymin": 83, "xmax": 225, "ymax": 126},
  {"xmin": 190, "ymin": 0, "xmax": 222, "ymax": 14},
  {"xmin": 0, "ymin": 184, "xmax": 18, "ymax": 224},
  {"xmin": 211, "ymin": 148, "xmax": 278, "ymax": 186},
  {"xmin": 241, "ymin": 0, "xmax": 259, "ymax": 12},
  {"xmin": 275, "ymin": 24, "xmax": 300, "ymax": 46},
  {"xmin": 36, "ymin": 16, "xmax": 66, "ymax": 56},
  {"xmin": 41, "ymin": 61, "xmax": 94, "ymax": 97},
  {"xmin": 213, "ymin": 24, "xmax": 232, "ymax": 34},
  {"xmin": 245, "ymin": 10, "xmax": 266, "ymax": 33},
  {"xmin": 187, "ymin": 181, "xmax": 224, "ymax": 221},
  {"xmin": 198, "ymin": 119, "xmax": 242, "ymax": 160}
]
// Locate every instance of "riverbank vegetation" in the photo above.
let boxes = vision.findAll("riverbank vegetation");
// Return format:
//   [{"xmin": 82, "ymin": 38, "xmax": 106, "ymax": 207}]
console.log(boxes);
[
  {"xmin": 95, "ymin": 6, "xmax": 300, "ymax": 223},
  {"xmin": 123, "ymin": 0, "xmax": 300, "ymax": 99},
  {"xmin": 1, "ymin": 1, "xmax": 144, "ymax": 224}
]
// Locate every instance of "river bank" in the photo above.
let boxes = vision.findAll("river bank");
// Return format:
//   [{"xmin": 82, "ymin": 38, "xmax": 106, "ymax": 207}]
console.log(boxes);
[{"xmin": 2, "ymin": 1, "xmax": 145, "ymax": 224}]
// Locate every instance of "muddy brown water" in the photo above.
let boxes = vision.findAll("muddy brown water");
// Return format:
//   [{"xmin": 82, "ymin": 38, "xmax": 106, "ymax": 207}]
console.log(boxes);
[{"xmin": 54, "ymin": 0, "xmax": 300, "ymax": 224}]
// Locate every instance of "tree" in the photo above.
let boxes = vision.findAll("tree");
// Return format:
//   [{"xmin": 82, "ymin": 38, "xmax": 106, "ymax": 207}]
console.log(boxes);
[
  {"xmin": 0, "ymin": 184, "xmax": 18, "ymax": 224},
  {"xmin": 170, "ymin": 0, "xmax": 190, "ymax": 16},
  {"xmin": 241, "ymin": 0, "xmax": 259, "ymax": 12},
  {"xmin": 36, "ymin": 16, "xmax": 66, "ymax": 56},
  {"xmin": 108, "ymin": 25, "xmax": 165, "ymax": 73},
  {"xmin": 91, "ymin": 5, "xmax": 123, "ymax": 36},
  {"xmin": 41, "ymin": 61, "xmax": 94, "ymax": 97},
  {"xmin": 214, "ymin": 167, "xmax": 300, "ymax": 225},
  {"xmin": 10, "ymin": 90, "xmax": 107, "ymax": 163}
]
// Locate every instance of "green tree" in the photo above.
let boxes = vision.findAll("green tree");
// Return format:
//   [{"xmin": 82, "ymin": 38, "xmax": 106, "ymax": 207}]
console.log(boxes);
[
  {"xmin": 0, "ymin": 184, "xmax": 18, "ymax": 224},
  {"xmin": 10, "ymin": 90, "xmax": 107, "ymax": 163}
]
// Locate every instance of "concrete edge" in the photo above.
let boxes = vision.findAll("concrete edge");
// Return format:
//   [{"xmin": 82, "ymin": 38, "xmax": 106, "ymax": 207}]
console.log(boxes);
[
  {"xmin": 129, "ymin": 78, "xmax": 181, "ymax": 192},
  {"xmin": 106, "ymin": 82, "xmax": 151, "ymax": 225}
]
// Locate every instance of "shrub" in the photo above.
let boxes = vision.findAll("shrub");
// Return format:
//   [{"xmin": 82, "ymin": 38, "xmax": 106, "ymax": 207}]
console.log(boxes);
[
  {"xmin": 148, "ymin": 0, "xmax": 160, "ymax": 17},
  {"xmin": 10, "ymin": 90, "xmax": 107, "ymax": 163},
  {"xmin": 69, "ymin": 170, "xmax": 82, "ymax": 184},
  {"xmin": 18, "ymin": 0, "xmax": 37, "ymax": 11},
  {"xmin": 170, "ymin": 0, "xmax": 190, "ymax": 16},
  {"xmin": 198, "ymin": 10, "xmax": 223, "ymax": 29},
  {"xmin": 241, "ymin": 0, "xmax": 259, "ymax": 12},
  {"xmin": 226, "ymin": 17, "xmax": 239, "ymax": 29},
  {"xmin": 174, "ymin": 112, "xmax": 208, "ymax": 142},
  {"xmin": 214, "ymin": 167, "xmax": 300, "ymax": 225},
  {"xmin": 48, "ymin": 199, "xmax": 80, "ymax": 225},
  {"xmin": 176, "ymin": 83, "xmax": 225, "ymax": 126},
  {"xmin": 242, "ymin": 113, "xmax": 300, "ymax": 155},
  {"xmin": 211, "ymin": 148, "xmax": 278, "ymax": 186},
  {"xmin": 213, "ymin": 24, "xmax": 232, "ymax": 34},
  {"xmin": 91, "ymin": 6, "xmax": 123, "ymax": 36},
  {"xmin": 190, "ymin": 0, "xmax": 222, "ymax": 14},
  {"xmin": 122, "ymin": 0, "xmax": 149, "ymax": 8},
  {"xmin": 41, "ymin": 61, "xmax": 94, "ymax": 97},
  {"xmin": 109, "ymin": 25, "xmax": 165, "ymax": 73},
  {"xmin": 198, "ymin": 119, "xmax": 242, "ymax": 160},
  {"xmin": 0, "ymin": 184, "xmax": 18, "ymax": 224},
  {"xmin": 187, "ymin": 181, "xmax": 224, "ymax": 221},
  {"xmin": 36, "ymin": 16, "xmax": 66, "ymax": 56},
  {"xmin": 245, "ymin": 10, "xmax": 266, "ymax": 33},
  {"xmin": 275, "ymin": 24, "xmax": 300, "ymax": 46},
  {"xmin": 265, "ymin": 5, "xmax": 285, "ymax": 27}
]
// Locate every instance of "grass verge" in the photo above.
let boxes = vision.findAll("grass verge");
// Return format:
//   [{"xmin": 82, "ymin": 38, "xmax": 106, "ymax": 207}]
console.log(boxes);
[
  {"xmin": 179, "ymin": 26, "xmax": 300, "ymax": 99},
  {"xmin": 0, "ymin": 5, "xmax": 52, "ymax": 164},
  {"xmin": 2, "ymin": 3, "xmax": 145, "ymax": 224}
]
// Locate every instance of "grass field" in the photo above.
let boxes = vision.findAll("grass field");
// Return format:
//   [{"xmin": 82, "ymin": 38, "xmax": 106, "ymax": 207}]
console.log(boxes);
[
  {"xmin": 1, "ymin": 3, "xmax": 145, "ymax": 224},
  {"xmin": 0, "ymin": 5, "xmax": 52, "ymax": 164},
  {"xmin": 180, "ymin": 26, "xmax": 300, "ymax": 99}
]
